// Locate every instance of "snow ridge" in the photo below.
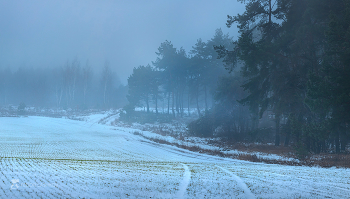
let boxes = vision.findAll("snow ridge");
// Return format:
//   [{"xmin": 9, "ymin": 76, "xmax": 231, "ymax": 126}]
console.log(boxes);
[
  {"xmin": 217, "ymin": 165, "xmax": 255, "ymax": 199},
  {"xmin": 177, "ymin": 163, "xmax": 191, "ymax": 199}
]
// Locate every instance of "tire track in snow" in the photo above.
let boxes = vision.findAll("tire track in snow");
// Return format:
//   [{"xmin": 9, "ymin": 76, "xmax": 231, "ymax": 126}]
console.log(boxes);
[
  {"xmin": 217, "ymin": 165, "xmax": 255, "ymax": 199},
  {"xmin": 177, "ymin": 163, "xmax": 191, "ymax": 199},
  {"xmin": 240, "ymin": 171, "xmax": 336, "ymax": 198}
]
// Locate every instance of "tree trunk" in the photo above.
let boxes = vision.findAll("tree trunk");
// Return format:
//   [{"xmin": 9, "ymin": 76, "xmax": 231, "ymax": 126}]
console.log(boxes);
[
  {"xmin": 172, "ymin": 91, "xmax": 175, "ymax": 118},
  {"xmin": 204, "ymin": 85, "xmax": 208, "ymax": 111},
  {"xmin": 196, "ymin": 91, "xmax": 201, "ymax": 117},
  {"xmin": 167, "ymin": 92, "xmax": 170, "ymax": 114},
  {"xmin": 188, "ymin": 92, "xmax": 190, "ymax": 116},
  {"xmin": 176, "ymin": 90, "xmax": 179, "ymax": 114},
  {"xmin": 321, "ymin": 140, "xmax": 326, "ymax": 153},
  {"xmin": 284, "ymin": 114, "xmax": 291, "ymax": 147},
  {"xmin": 146, "ymin": 95, "xmax": 149, "ymax": 113},
  {"xmin": 284, "ymin": 134, "xmax": 290, "ymax": 147},
  {"xmin": 180, "ymin": 90, "xmax": 184, "ymax": 117},
  {"xmin": 252, "ymin": 112, "xmax": 259, "ymax": 131},
  {"xmin": 104, "ymin": 82, "xmax": 107, "ymax": 107},
  {"xmin": 335, "ymin": 127, "xmax": 340, "ymax": 154},
  {"xmin": 340, "ymin": 125, "xmax": 346, "ymax": 152},
  {"xmin": 268, "ymin": 0, "xmax": 272, "ymax": 23},
  {"xmin": 275, "ymin": 113, "xmax": 280, "ymax": 146},
  {"xmin": 155, "ymin": 92, "xmax": 158, "ymax": 115}
]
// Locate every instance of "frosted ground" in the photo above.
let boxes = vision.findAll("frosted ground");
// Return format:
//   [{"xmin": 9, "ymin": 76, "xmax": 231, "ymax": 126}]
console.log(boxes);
[{"xmin": 1, "ymin": 115, "xmax": 349, "ymax": 198}]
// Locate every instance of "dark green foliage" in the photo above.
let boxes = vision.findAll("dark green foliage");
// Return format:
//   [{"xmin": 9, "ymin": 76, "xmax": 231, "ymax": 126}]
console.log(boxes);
[
  {"xmin": 119, "ymin": 104, "xmax": 136, "ymax": 122},
  {"xmin": 188, "ymin": 110, "xmax": 215, "ymax": 137},
  {"xmin": 211, "ymin": 0, "xmax": 350, "ymax": 154},
  {"xmin": 121, "ymin": 0, "xmax": 350, "ymax": 156},
  {"xmin": 188, "ymin": 74, "xmax": 253, "ymax": 141},
  {"xmin": 248, "ymin": 127, "xmax": 274, "ymax": 143},
  {"xmin": 127, "ymin": 65, "xmax": 160, "ymax": 113},
  {"xmin": 152, "ymin": 41, "xmax": 190, "ymax": 117},
  {"xmin": 305, "ymin": 0, "xmax": 350, "ymax": 153},
  {"xmin": 188, "ymin": 101, "xmax": 271, "ymax": 142},
  {"xmin": 124, "ymin": 30, "xmax": 235, "ymax": 122},
  {"xmin": 294, "ymin": 141, "xmax": 309, "ymax": 160}
]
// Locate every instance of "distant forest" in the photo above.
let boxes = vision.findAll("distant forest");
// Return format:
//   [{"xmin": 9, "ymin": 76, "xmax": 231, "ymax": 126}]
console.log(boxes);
[
  {"xmin": 0, "ymin": 60, "xmax": 128, "ymax": 109},
  {"xmin": 124, "ymin": 0, "xmax": 350, "ymax": 155}
]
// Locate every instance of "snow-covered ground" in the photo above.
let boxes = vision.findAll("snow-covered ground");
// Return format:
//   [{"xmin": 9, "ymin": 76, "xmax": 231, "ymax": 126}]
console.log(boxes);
[
  {"xmin": 95, "ymin": 110, "xmax": 301, "ymax": 164},
  {"xmin": 1, "ymin": 115, "xmax": 350, "ymax": 198}
]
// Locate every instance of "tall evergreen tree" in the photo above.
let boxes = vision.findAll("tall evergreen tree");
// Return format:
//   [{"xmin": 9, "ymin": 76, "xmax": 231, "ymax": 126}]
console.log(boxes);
[
  {"xmin": 153, "ymin": 41, "xmax": 189, "ymax": 117},
  {"xmin": 307, "ymin": 0, "xmax": 350, "ymax": 153},
  {"xmin": 127, "ymin": 65, "xmax": 155, "ymax": 113},
  {"xmin": 224, "ymin": 0, "xmax": 283, "ymax": 145}
]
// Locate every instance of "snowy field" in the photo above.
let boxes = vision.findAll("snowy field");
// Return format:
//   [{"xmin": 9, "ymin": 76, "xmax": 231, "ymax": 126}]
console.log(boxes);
[{"xmin": 1, "ymin": 116, "xmax": 350, "ymax": 198}]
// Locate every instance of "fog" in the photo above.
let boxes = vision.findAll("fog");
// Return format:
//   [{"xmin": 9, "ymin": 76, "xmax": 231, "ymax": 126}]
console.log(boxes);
[
  {"xmin": 0, "ymin": 0, "xmax": 244, "ymax": 84},
  {"xmin": 0, "ymin": 2, "xmax": 349, "ymax": 197}
]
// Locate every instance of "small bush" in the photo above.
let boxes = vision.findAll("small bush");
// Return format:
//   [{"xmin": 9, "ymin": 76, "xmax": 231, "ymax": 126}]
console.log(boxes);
[
  {"xmin": 294, "ymin": 141, "xmax": 309, "ymax": 160},
  {"xmin": 188, "ymin": 113, "xmax": 215, "ymax": 137},
  {"xmin": 248, "ymin": 127, "xmax": 274, "ymax": 143},
  {"xmin": 133, "ymin": 131, "xmax": 142, "ymax": 136}
]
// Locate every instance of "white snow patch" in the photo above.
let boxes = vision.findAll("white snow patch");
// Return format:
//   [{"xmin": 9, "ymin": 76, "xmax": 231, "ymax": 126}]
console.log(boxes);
[{"xmin": 0, "ymin": 115, "xmax": 349, "ymax": 198}]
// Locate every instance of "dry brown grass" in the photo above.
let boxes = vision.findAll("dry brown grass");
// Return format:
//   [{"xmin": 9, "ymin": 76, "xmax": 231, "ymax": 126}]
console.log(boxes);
[
  {"xmin": 120, "ymin": 121, "xmax": 350, "ymax": 168},
  {"xmin": 211, "ymin": 141, "xmax": 350, "ymax": 168},
  {"xmin": 138, "ymin": 132, "xmax": 350, "ymax": 168},
  {"xmin": 140, "ymin": 135, "xmax": 305, "ymax": 166},
  {"xmin": 307, "ymin": 154, "xmax": 350, "ymax": 168}
]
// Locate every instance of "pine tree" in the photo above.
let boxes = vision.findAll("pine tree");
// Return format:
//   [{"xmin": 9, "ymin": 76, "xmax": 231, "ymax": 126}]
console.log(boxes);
[
  {"xmin": 307, "ymin": 0, "xmax": 350, "ymax": 153},
  {"xmin": 127, "ymin": 65, "xmax": 155, "ymax": 113},
  {"xmin": 225, "ymin": 0, "xmax": 283, "ymax": 145}
]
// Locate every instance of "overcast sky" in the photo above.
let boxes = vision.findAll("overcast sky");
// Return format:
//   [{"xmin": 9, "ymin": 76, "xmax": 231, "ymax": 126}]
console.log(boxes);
[{"xmin": 0, "ymin": 0, "xmax": 245, "ymax": 84}]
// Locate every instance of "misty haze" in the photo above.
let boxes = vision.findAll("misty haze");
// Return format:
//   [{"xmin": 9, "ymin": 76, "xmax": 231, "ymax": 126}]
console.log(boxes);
[{"xmin": 0, "ymin": 0, "xmax": 349, "ymax": 198}]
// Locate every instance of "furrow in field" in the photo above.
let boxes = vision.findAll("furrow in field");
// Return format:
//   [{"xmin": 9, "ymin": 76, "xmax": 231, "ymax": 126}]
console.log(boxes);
[{"xmin": 217, "ymin": 165, "xmax": 255, "ymax": 199}]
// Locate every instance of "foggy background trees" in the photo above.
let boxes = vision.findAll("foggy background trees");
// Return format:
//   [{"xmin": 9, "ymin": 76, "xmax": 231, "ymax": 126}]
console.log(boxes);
[
  {"xmin": 0, "ymin": 60, "xmax": 127, "ymax": 110},
  {"xmin": 124, "ymin": 29, "xmax": 235, "ymax": 119}
]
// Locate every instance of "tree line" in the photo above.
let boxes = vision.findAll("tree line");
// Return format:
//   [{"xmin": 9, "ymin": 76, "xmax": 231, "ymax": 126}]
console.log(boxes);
[
  {"xmin": 0, "ymin": 59, "xmax": 127, "ymax": 109},
  {"xmin": 124, "ymin": 29, "xmax": 234, "ymax": 120},
  {"xmin": 125, "ymin": 0, "xmax": 350, "ymax": 155},
  {"xmin": 215, "ymin": 0, "xmax": 350, "ymax": 154}
]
